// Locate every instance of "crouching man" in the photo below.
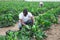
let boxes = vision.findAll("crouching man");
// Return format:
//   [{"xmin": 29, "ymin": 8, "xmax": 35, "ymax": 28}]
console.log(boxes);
[{"xmin": 18, "ymin": 9, "xmax": 34, "ymax": 30}]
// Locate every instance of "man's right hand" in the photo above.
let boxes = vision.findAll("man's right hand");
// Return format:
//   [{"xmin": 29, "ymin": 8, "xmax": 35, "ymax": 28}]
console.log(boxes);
[{"xmin": 19, "ymin": 19, "xmax": 26, "ymax": 26}]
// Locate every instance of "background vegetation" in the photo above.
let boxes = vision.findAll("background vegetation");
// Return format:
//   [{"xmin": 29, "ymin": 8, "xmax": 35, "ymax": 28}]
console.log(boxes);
[{"xmin": 0, "ymin": 1, "xmax": 60, "ymax": 40}]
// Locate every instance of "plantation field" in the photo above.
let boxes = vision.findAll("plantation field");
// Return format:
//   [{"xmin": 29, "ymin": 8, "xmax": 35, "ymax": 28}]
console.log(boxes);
[
  {"xmin": 0, "ymin": 1, "xmax": 60, "ymax": 40},
  {"xmin": 0, "ymin": 1, "xmax": 60, "ymax": 27}
]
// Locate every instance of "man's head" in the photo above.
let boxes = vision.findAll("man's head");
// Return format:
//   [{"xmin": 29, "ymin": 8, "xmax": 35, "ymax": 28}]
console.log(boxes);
[{"xmin": 23, "ymin": 9, "xmax": 28, "ymax": 16}]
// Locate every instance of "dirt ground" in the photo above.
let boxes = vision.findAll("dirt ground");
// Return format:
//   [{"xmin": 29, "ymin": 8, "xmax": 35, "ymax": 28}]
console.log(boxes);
[
  {"xmin": 0, "ymin": 16, "xmax": 60, "ymax": 40},
  {"xmin": 0, "ymin": 23, "xmax": 19, "ymax": 35}
]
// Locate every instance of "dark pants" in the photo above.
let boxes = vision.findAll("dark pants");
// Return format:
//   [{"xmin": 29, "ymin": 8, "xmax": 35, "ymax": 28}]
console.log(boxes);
[{"xmin": 18, "ymin": 20, "xmax": 33, "ymax": 30}]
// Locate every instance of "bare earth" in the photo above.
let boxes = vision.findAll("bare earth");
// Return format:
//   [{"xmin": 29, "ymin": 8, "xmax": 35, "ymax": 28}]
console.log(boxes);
[
  {"xmin": 0, "ymin": 23, "xmax": 19, "ymax": 35},
  {"xmin": 0, "ymin": 16, "xmax": 60, "ymax": 40}
]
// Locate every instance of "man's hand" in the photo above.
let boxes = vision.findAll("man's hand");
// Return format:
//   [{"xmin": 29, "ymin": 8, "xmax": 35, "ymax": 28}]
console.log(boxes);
[
  {"xmin": 19, "ymin": 19, "xmax": 26, "ymax": 26},
  {"xmin": 31, "ymin": 16, "xmax": 35, "ymax": 24}
]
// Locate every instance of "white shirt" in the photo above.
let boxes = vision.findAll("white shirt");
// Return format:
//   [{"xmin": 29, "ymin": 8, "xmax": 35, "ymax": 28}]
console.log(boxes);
[
  {"xmin": 19, "ymin": 12, "xmax": 33, "ymax": 22},
  {"xmin": 40, "ymin": 2, "xmax": 43, "ymax": 4}
]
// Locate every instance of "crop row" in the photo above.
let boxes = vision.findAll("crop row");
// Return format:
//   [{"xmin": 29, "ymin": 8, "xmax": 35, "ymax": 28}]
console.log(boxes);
[
  {"xmin": 0, "ymin": 1, "xmax": 60, "ymax": 27},
  {"xmin": 0, "ymin": 5, "xmax": 60, "ymax": 40}
]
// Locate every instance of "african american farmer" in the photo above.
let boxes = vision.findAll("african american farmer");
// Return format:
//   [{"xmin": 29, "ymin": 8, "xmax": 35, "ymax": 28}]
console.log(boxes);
[{"xmin": 18, "ymin": 9, "xmax": 34, "ymax": 30}]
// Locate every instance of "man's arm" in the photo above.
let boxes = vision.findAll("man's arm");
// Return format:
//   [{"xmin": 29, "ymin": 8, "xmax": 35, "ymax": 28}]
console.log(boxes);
[
  {"xmin": 31, "ymin": 16, "xmax": 34, "ymax": 24},
  {"xmin": 19, "ymin": 19, "xmax": 26, "ymax": 26}
]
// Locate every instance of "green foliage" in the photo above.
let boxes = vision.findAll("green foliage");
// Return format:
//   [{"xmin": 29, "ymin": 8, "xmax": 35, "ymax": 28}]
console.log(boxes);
[
  {"xmin": 0, "ymin": 36, "xmax": 6, "ymax": 40},
  {"xmin": 35, "ymin": 30, "xmax": 46, "ymax": 40},
  {"xmin": 0, "ymin": 1, "xmax": 60, "ymax": 40},
  {"xmin": 35, "ymin": 7, "xmax": 60, "ymax": 30},
  {"xmin": 0, "ymin": 1, "xmax": 60, "ymax": 27},
  {"xmin": 5, "ymin": 25, "xmax": 46, "ymax": 40}
]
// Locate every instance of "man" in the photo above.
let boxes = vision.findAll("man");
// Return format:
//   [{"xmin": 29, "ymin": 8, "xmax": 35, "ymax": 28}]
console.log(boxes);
[
  {"xmin": 39, "ymin": 1, "xmax": 44, "ymax": 7},
  {"xmin": 18, "ymin": 9, "xmax": 34, "ymax": 30}
]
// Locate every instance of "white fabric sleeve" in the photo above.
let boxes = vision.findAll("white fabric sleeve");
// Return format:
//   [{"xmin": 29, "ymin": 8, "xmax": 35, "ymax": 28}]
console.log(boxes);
[
  {"xmin": 19, "ymin": 13, "xmax": 23, "ymax": 19},
  {"xmin": 28, "ymin": 12, "xmax": 33, "ymax": 17}
]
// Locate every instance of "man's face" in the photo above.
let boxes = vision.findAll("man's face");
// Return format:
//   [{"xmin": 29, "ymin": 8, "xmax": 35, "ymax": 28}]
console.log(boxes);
[
  {"xmin": 23, "ymin": 12, "xmax": 28, "ymax": 16},
  {"xmin": 23, "ymin": 9, "xmax": 28, "ymax": 16}
]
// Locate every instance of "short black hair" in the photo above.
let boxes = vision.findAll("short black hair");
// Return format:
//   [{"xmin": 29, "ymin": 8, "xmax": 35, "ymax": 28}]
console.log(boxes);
[{"xmin": 23, "ymin": 8, "xmax": 28, "ymax": 14}]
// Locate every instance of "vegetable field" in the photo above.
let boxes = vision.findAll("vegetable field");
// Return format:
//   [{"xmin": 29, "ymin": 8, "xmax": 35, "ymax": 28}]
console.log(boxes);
[{"xmin": 0, "ymin": 1, "xmax": 60, "ymax": 40}]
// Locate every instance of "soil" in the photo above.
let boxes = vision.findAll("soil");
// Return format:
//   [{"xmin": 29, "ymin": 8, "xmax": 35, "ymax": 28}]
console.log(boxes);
[
  {"xmin": 0, "ymin": 16, "xmax": 60, "ymax": 40},
  {"xmin": 0, "ymin": 23, "xmax": 19, "ymax": 35}
]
